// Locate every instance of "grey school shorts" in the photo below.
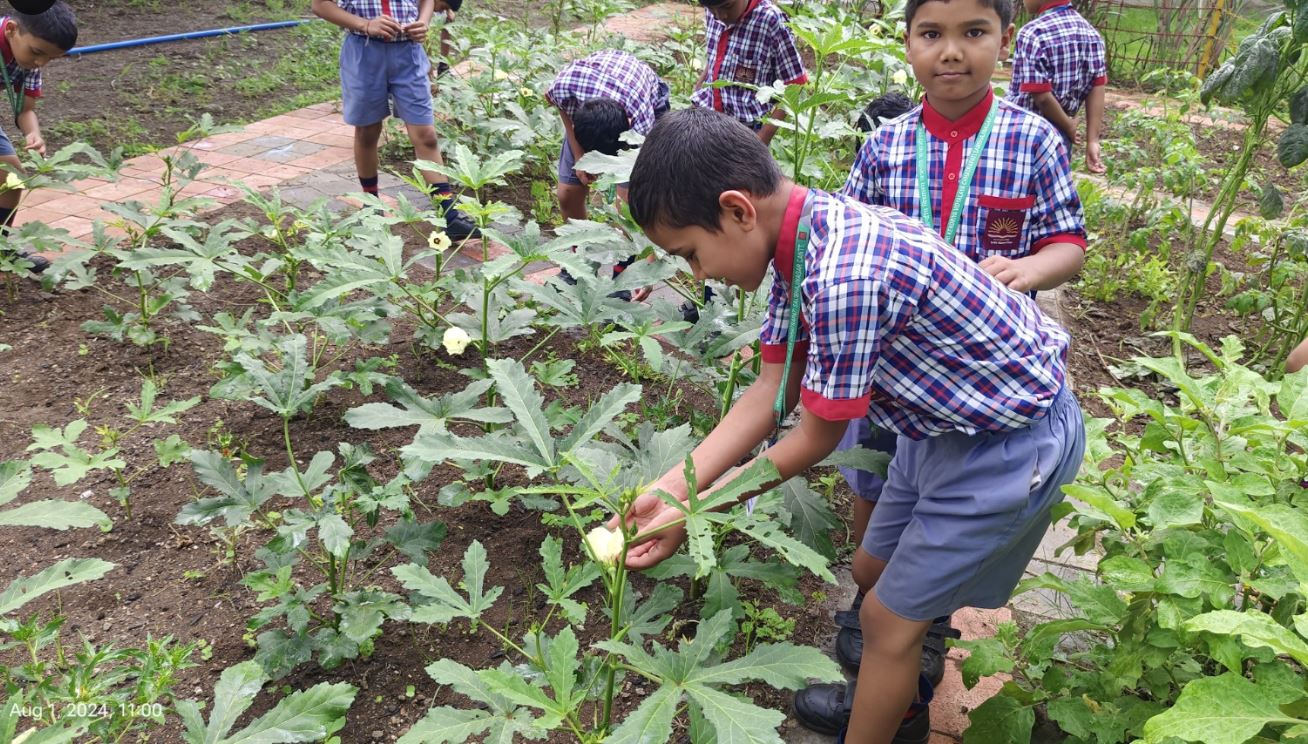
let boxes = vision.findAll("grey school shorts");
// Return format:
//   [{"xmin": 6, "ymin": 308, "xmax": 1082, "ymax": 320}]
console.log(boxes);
[
  {"xmin": 864, "ymin": 386, "xmax": 1085, "ymax": 621},
  {"xmin": 339, "ymin": 33, "xmax": 434, "ymax": 127},
  {"xmin": 0, "ymin": 125, "xmax": 15, "ymax": 158}
]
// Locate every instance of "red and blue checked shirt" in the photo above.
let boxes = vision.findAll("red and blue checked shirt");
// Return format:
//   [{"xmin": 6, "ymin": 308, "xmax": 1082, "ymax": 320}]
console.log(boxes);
[
  {"xmin": 0, "ymin": 18, "xmax": 42, "ymax": 102},
  {"xmin": 691, "ymin": 0, "xmax": 807, "ymax": 125},
  {"xmin": 338, "ymin": 0, "xmax": 424, "ymax": 41},
  {"xmin": 1008, "ymin": 1, "xmax": 1107, "ymax": 118},
  {"xmin": 546, "ymin": 50, "xmax": 670, "ymax": 136},
  {"xmin": 759, "ymin": 186, "xmax": 1070, "ymax": 439},
  {"xmin": 842, "ymin": 89, "xmax": 1086, "ymax": 264}
]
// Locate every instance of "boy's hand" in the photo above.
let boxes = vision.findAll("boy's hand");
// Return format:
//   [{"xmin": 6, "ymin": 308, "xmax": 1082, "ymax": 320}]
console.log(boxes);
[
  {"xmin": 24, "ymin": 131, "xmax": 44, "ymax": 157},
  {"xmin": 361, "ymin": 15, "xmax": 401, "ymax": 40},
  {"xmin": 404, "ymin": 20, "xmax": 429, "ymax": 42},
  {"xmin": 979, "ymin": 255, "xmax": 1041, "ymax": 293},
  {"xmin": 1085, "ymin": 141, "xmax": 1105, "ymax": 174},
  {"xmin": 609, "ymin": 491, "xmax": 687, "ymax": 570},
  {"xmin": 575, "ymin": 169, "xmax": 596, "ymax": 186}
]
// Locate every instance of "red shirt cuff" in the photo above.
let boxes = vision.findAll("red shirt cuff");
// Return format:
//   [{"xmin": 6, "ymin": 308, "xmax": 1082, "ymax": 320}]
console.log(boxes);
[
  {"xmin": 800, "ymin": 387, "xmax": 871, "ymax": 421},
  {"xmin": 1091, "ymin": 75, "xmax": 1107, "ymax": 87},
  {"xmin": 760, "ymin": 340, "xmax": 809, "ymax": 364},
  {"xmin": 24, "ymin": 90, "xmax": 40, "ymax": 99},
  {"xmin": 1019, "ymin": 82, "xmax": 1053, "ymax": 93},
  {"xmin": 785, "ymin": 72, "xmax": 809, "ymax": 86},
  {"xmin": 1034, "ymin": 233, "xmax": 1088, "ymax": 253}
]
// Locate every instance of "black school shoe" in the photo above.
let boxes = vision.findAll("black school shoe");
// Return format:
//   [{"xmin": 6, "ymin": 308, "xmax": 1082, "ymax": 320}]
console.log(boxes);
[
  {"xmin": 442, "ymin": 206, "xmax": 482, "ymax": 242},
  {"xmin": 794, "ymin": 675, "xmax": 933, "ymax": 741},
  {"xmin": 836, "ymin": 613, "xmax": 959, "ymax": 688},
  {"xmin": 4, "ymin": 248, "xmax": 49, "ymax": 274}
]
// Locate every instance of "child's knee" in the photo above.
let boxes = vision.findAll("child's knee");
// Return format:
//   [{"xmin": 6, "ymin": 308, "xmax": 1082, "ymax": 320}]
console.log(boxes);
[
  {"xmin": 354, "ymin": 124, "xmax": 383, "ymax": 146},
  {"xmin": 408, "ymin": 126, "xmax": 439, "ymax": 152},
  {"xmin": 859, "ymin": 594, "xmax": 927, "ymax": 659},
  {"xmin": 851, "ymin": 546, "xmax": 884, "ymax": 593}
]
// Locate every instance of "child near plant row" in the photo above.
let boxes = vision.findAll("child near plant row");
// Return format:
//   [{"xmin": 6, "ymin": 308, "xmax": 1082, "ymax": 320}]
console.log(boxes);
[
  {"xmin": 1007, "ymin": 0, "xmax": 1108, "ymax": 173},
  {"xmin": 794, "ymin": 0, "xmax": 1089, "ymax": 734},
  {"xmin": 310, "ymin": 0, "xmax": 482, "ymax": 242},
  {"xmin": 615, "ymin": 107, "xmax": 1086, "ymax": 744},
  {"xmin": 545, "ymin": 49, "xmax": 670, "ymax": 299},
  {"xmin": 0, "ymin": 0, "xmax": 76, "ymax": 274}
]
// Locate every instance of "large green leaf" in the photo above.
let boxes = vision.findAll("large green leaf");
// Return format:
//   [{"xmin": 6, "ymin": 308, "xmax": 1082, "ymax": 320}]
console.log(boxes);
[
  {"xmin": 396, "ymin": 707, "xmax": 498, "ymax": 744},
  {"xmin": 486, "ymin": 359, "xmax": 555, "ymax": 466},
  {"xmin": 732, "ymin": 517, "xmax": 834, "ymax": 583},
  {"xmin": 1186, "ymin": 610, "xmax": 1308, "ymax": 666},
  {"xmin": 1143, "ymin": 672, "xmax": 1304, "ymax": 743},
  {"xmin": 1214, "ymin": 499, "xmax": 1308, "ymax": 584},
  {"xmin": 684, "ymin": 686, "xmax": 784, "ymax": 744},
  {"xmin": 190, "ymin": 660, "xmax": 265, "ymax": 744},
  {"xmin": 606, "ymin": 686, "xmax": 680, "ymax": 744},
  {"xmin": 0, "ymin": 500, "xmax": 110, "ymax": 530},
  {"xmin": 0, "ymin": 460, "xmax": 32, "ymax": 506},
  {"xmin": 224, "ymin": 681, "xmax": 356, "ymax": 743},
  {"xmin": 780, "ymin": 478, "xmax": 840, "ymax": 559},
  {"xmin": 559, "ymin": 382, "xmax": 641, "ymax": 453},
  {"xmin": 689, "ymin": 643, "xmax": 841, "ymax": 689},
  {"xmin": 344, "ymin": 379, "xmax": 509, "ymax": 435},
  {"xmin": 394, "ymin": 540, "xmax": 503, "ymax": 624},
  {"xmin": 0, "ymin": 558, "xmax": 115, "ymax": 615},
  {"xmin": 401, "ymin": 430, "xmax": 549, "ymax": 472},
  {"xmin": 964, "ymin": 695, "xmax": 1035, "ymax": 744}
]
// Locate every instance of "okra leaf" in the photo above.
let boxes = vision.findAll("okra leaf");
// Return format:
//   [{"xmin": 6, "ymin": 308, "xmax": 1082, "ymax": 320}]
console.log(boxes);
[
  {"xmin": 394, "ymin": 540, "xmax": 503, "ymax": 624},
  {"xmin": 487, "ymin": 358, "xmax": 555, "ymax": 467},
  {"xmin": 0, "ymin": 460, "xmax": 30, "ymax": 506},
  {"xmin": 606, "ymin": 686, "xmax": 679, "ymax": 744},
  {"xmin": 0, "ymin": 499, "xmax": 111, "ymax": 530},
  {"xmin": 0, "ymin": 558, "xmax": 115, "ymax": 616}
]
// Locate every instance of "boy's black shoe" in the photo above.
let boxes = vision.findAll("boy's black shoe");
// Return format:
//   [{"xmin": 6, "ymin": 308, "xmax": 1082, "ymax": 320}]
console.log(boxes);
[
  {"xmin": 442, "ymin": 207, "xmax": 482, "ymax": 242},
  {"xmin": 835, "ymin": 614, "xmax": 958, "ymax": 687},
  {"xmin": 4, "ymin": 249, "xmax": 49, "ymax": 274},
  {"xmin": 794, "ymin": 680, "xmax": 931, "ymax": 742}
]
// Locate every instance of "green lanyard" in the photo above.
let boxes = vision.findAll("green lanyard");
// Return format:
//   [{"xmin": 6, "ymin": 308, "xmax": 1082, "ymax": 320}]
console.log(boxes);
[
  {"xmin": 771, "ymin": 193, "xmax": 814, "ymax": 439},
  {"xmin": 0, "ymin": 60, "xmax": 22, "ymax": 125},
  {"xmin": 915, "ymin": 97, "xmax": 998, "ymax": 245}
]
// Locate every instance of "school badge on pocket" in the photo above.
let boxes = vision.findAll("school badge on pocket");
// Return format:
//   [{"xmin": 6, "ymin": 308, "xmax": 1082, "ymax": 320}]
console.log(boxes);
[
  {"xmin": 983, "ymin": 210, "xmax": 1024, "ymax": 251},
  {"xmin": 734, "ymin": 64, "xmax": 758, "ymax": 84}
]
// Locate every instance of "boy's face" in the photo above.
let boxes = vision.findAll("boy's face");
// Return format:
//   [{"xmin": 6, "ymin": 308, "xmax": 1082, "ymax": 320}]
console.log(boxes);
[
  {"xmin": 904, "ymin": 0, "xmax": 1013, "ymax": 115},
  {"xmin": 5, "ymin": 24, "xmax": 64, "ymax": 69},
  {"xmin": 704, "ymin": 0, "xmax": 749, "ymax": 24},
  {"xmin": 643, "ymin": 192, "xmax": 772, "ymax": 292}
]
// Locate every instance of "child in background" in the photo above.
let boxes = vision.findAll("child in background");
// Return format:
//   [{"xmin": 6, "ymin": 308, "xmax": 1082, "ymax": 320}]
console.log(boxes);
[
  {"xmin": 616, "ymin": 107, "xmax": 1085, "ymax": 744},
  {"xmin": 797, "ymin": 0, "xmax": 1088, "ymax": 733},
  {"xmin": 692, "ymin": 0, "xmax": 807, "ymax": 145},
  {"xmin": 311, "ymin": 0, "xmax": 481, "ymax": 242},
  {"xmin": 0, "ymin": 0, "xmax": 76, "ymax": 274},
  {"xmin": 545, "ymin": 49, "xmax": 670, "ymax": 299},
  {"xmin": 1007, "ymin": 0, "xmax": 1108, "ymax": 173},
  {"xmin": 856, "ymin": 91, "xmax": 914, "ymax": 134}
]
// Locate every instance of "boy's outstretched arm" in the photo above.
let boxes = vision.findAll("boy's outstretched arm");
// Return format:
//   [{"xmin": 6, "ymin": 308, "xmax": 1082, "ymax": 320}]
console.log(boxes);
[
  {"xmin": 1287, "ymin": 335, "xmax": 1308, "ymax": 374},
  {"xmin": 311, "ymin": 0, "xmax": 400, "ymax": 39},
  {"xmin": 1031, "ymin": 91, "xmax": 1078, "ymax": 144},
  {"xmin": 979, "ymin": 241, "xmax": 1084, "ymax": 293},
  {"xmin": 614, "ymin": 358, "xmax": 849, "ymax": 569},
  {"xmin": 1084, "ymin": 84, "xmax": 1106, "ymax": 173},
  {"xmin": 17, "ymin": 94, "xmax": 42, "ymax": 156}
]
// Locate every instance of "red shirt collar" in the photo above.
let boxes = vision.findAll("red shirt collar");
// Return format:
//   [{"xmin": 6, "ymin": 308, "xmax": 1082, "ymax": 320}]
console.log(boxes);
[
  {"xmin": 1037, "ymin": 0, "xmax": 1071, "ymax": 12},
  {"xmin": 773, "ymin": 184, "xmax": 810, "ymax": 283},
  {"xmin": 920, "ymin": 87, "xmax": 994, "ymax": 142}
]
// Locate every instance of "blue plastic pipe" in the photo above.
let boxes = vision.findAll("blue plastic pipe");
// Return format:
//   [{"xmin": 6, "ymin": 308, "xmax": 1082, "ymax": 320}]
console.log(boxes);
[{"xmin": 66, "ymin": 19, "xmax": 311, "ymax": 57}]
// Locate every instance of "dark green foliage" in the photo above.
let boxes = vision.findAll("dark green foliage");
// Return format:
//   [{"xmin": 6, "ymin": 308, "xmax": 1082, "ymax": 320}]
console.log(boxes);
[{"xmin": 1278, "ymin": 123, "xmax": 1308, "ymax": 167}]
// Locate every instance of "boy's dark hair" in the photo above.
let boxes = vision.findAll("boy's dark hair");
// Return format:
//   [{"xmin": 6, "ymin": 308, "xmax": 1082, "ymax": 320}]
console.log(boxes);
[
  {"xmin": 573, "ymin": 98, "xmax": 630, "ymax": 156},
  {"xmin": 628, "ymin": 107, "xmax": 781, "ymax": 231},
  {"xmin": 14, "ymin": 0, "xmax": 77, "ymax": 50},
  {"xmin": 857, "ymin": 91, "xmax": 914, "ymax": 132},
  {"xmin": 904, "ymin": 0, "xmax": 1012, "ymax": 31}
]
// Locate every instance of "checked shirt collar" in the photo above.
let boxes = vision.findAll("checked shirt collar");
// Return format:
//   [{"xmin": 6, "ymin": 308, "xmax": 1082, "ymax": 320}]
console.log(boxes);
[
  {"xmin": 1035, "ymin": 0, "xmax": 1072, "ymax": 12},
  {"xmin": 772, "ymin": 183, "xmax": 812, "ymax": 285}
]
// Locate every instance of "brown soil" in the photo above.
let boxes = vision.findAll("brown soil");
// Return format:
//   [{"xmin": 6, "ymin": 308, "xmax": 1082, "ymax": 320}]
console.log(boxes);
[{"xmin": 0, "ymin": 199, "xmax": 849, "ymax": 742}]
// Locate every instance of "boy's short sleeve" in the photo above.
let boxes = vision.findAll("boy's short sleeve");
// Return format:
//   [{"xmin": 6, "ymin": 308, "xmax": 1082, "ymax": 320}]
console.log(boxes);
[
  {"xmin": 799, "ymin": 279, "xmax": 884, "ymax": 421},
  {"xmin": 841, "ymin": 133, "xmax": 886, "ymax": 207},
  {"xmin": 545, "ymin": 78, "xmax": 578, "ymax": 117},
  {"xmin": 770, "ymin": 21, "xmax": 808, "ymax": 86},
  {"xmin": 1026, "ymin": 133, "xmax": 1086, "ymax": 251},
  {"xmin": 1091, "ymin": 35, "xmax": 1108, "ymax": 86},
  {"xmin": 22, "ymin": 68, "xmax": 39, "ymax": 98},
  {"xmin": 1012, "ymin": 32, "xmax": 1053, "ymax": 94},
  {"xmin": 759, "ymin": 267, "xmax": 810, "ymax": 363}
]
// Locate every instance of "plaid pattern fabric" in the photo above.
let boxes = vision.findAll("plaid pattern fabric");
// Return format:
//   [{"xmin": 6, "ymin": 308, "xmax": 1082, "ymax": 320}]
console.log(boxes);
[
  {"xmin": 338, "ymin": 0, "xmax": 423, "ymax": 41},
  {"xmin": 760, "ymin": 188, "xmax": 1069, "ymax": 439},
  {"xmin": 547, "ymin": 50, "xmax": 670, "ymax": 135},
  {"xmin": 1008, "ymin": 2, "xmax": 1107, "ymax": 117},
  {"xmin": 842, "ymin": 94, "xmax": 1085, "ymax": 263},
  {"xmin": 0, "ymin": 18, "xmax": 41, "ymax": 99},
  {"xmin": 690, "ymin": 0, "xmax": 806, "ymax": 125}
]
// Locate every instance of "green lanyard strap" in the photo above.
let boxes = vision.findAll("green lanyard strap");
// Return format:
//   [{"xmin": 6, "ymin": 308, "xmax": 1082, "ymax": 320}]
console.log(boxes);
[
  {"xmin": 915, "ymin": 97, "xmax": 998, "ymax": 246},
  {"xmin": 0, "ymin": 60, "xmax": 24, "ymax": 126},
  {"xmin": 771, "ymin": 192, "xmax": 814, "ymax": 441}
]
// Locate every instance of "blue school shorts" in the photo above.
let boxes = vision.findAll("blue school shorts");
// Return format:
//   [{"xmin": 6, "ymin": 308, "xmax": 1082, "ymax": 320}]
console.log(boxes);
[
  {"xmin": 836, "ymin": 418, "xmax": 899, "ymax": 503},
  {"xmin": 0, "ymin": 125, "xmax": 15, "ymax": 157},
  {"xmin": 863, "ymin": 386, "xmax": 1085, "ymax": 621},
  {"xmin": 339, "ymin": 34, "xmax": 433, "ymax": 127}
]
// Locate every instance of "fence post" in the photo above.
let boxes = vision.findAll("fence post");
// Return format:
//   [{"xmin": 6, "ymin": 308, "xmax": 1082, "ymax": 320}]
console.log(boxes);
[{"xmin": 1195, "ymin": 0, "xmax": 1228, "ymax": 79}]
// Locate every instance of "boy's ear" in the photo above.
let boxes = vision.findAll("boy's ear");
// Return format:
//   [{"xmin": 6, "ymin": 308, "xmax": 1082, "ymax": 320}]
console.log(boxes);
[
  {"xmin": 998, "ymin": 23, "xmax": 1016, "ymax": 60},
  {"xmin": 718, "ymin": 190, "xmax": 757, "ymax": 229}
]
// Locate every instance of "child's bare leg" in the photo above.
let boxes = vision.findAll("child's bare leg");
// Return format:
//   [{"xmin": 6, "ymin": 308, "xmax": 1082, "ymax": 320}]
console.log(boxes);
[
  {"xmin": 852, "ymin": 500, "xmax": 875, "ymax": 565},
  {"xmin": 404, "ymin": 122, "xmax": 445, "ymax": 187},
  {"xmin": 558, "ymin": 182, "xmax": 588, "ymax": 222},
  {"xmin": 847, "ymin": 553, "xmax": 930, "ymax": 744},
  {"xmin": 353, "ymin": 123, "xmax": 384, "ymax": 183}
]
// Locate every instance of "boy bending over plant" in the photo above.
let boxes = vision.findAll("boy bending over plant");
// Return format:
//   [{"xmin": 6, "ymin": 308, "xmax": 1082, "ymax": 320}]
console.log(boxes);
[{"xmin": 615, "ymin": 108, "xmax": 1085, "ymax": 744}]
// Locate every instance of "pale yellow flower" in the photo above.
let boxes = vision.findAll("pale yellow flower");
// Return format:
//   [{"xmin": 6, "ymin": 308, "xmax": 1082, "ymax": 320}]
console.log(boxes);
[
  {"xmin": 4, "ymin": 172, "xmax": 22, "ymax": 190},
  {"xmin": 519, "ymin": 87, "xmax": 534, "ymax": 98},
  {"xmin": 428, "ymin": 231, "xmax": 452, "ymax": 252},
  {"xmin": 891, "ymin": 68, "xmax": 908, "ymax": 87},
  {"xmin": 584, "ymin": 525, "xmax": 624, "ymax": 565},
  {"xmin": 442, "ymin": 326, "xmax": 472, "ymax": 356},
  {"xmin": 493, "ymin": 70, "xmax": 509, "ymax": 81}
]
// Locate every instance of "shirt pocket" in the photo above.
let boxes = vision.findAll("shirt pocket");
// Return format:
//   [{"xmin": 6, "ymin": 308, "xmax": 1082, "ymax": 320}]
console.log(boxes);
[
  {"xmin": 727, "ymin": 52, "xmax": 762, "ymax": 86},
  {"xmin": 977, "ymin": 194, "xmax": 1036, "ymax": 255}
]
